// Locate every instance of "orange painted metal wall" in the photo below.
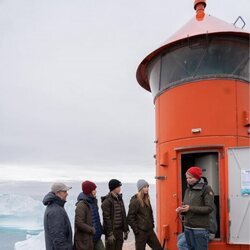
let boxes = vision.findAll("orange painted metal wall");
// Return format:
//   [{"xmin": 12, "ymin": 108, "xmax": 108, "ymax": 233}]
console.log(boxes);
[{"xmin": 154, "ymin": 79, "xmax": 250, "ymax": 249}]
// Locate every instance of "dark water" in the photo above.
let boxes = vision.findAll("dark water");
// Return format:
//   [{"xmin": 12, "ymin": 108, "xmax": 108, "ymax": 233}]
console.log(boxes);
[{"xmin": 0, "ymin": 181, "xmax": 156, "ymax": 250}]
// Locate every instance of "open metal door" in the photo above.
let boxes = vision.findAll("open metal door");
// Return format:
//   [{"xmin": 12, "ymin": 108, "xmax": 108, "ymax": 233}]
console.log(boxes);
[{"xmin": 228, "ymin": 147, "xmax": 250, "ymax": 244}]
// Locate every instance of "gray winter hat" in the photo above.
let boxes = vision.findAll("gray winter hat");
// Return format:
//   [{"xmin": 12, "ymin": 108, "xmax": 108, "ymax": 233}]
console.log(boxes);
[
  {"xmin": 137, "ymin": 179, "xmax": 149, "ymax": 191},
  {"xmin": 51, "ymin": 182, "xmax": 72, "ymax": 193}
]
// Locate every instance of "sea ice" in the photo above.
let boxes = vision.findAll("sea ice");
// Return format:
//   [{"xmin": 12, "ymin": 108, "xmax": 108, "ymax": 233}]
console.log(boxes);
[{"xmin": 15, "ymin": 231, "xmax": 45, "ymax": 250}]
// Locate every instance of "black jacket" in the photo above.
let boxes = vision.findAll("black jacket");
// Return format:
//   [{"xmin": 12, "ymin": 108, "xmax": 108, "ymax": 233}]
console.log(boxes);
[
  {"xmin": 101, "ymin": 193, "xmax": 128, "ymax": 237},
  {"xmin": 127, "ymin": 195, "xmax": 154, "ymax": 234},
  {"xmin": 43, "ymin": 192, "xmax": 73, "ymax": 250}
]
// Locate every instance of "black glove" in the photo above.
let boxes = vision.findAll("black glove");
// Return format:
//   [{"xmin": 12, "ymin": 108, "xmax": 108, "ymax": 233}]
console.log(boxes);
[{"xmin": 123, "ymin": 231, "xmax": 129, "ymax": 240}]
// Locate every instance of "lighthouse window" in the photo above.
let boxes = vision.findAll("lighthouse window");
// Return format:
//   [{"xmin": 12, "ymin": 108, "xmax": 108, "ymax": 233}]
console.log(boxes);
[
  {"xmin": 148, "ymin": 57, "xmax": 161, "ymax": 96},
  {"xmin": 157, "ymin": 35, "xmax": 249, "ymax": 93}
]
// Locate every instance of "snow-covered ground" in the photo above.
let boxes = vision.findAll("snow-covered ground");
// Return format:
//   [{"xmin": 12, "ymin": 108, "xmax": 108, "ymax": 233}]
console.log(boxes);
[
  {"xmin": 14, "ymin": 232, "xmax": 136, "ymax": 250},
  {"xmin": 14, "ymin": 231, "xmax": 148, "ymax": 250}
]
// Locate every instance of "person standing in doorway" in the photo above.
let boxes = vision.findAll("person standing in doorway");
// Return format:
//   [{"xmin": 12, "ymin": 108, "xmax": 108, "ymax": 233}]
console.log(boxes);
[
  {"xmin": 176, "ymin": 166, "xmax": 214, "ymax": 250},
  {"xmin": 74, "ymin": 180, "xmax": 104, "ymax": 250},
  {"xmin": 101, "ymin": 179, "xmax": 129, "ymax": 250},
  {"xmin": 127, "ymin": 179, "xmax": 162, "ymax": 250},
  {"xmin": 43, "ymin": 182, "xmax": 73, "ymax": 250},
  {"xmin": 177, "ymin": 176, "xmax": 218, "ymax": 250}
]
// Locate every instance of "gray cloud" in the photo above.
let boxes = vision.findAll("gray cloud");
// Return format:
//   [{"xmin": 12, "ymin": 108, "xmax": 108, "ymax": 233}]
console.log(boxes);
[{"xmin": 0, "ymin": 0, "xmax": 249, "ymax": 179}]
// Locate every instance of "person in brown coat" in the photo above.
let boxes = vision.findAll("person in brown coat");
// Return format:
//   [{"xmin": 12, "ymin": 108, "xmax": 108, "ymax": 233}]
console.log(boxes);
[
  {"xmin": 101, "ymin": 179, "xmax": 129, "ymax": 250},
  {"xmin": 127, "ymin": 179, "xmax": 162, "ymax": 250},
  {"xmin": 74, "ymin": 181, "xmax": 105, "ymax": 250}
]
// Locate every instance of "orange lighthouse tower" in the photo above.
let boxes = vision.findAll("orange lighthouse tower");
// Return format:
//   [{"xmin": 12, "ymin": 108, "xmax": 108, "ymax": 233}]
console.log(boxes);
[{"xmin": 136, "ymin": 1, "xmax": 250, "ymax": 249}]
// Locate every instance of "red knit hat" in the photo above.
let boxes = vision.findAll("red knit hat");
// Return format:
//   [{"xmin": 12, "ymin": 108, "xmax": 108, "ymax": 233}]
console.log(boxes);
[
  {"xmin": 186, "ymin": 166, "xmax": 202, "ymax": 180},
  {"xmin": 82, "ymin": 181, "xmax": 97, "ymax": 195}
]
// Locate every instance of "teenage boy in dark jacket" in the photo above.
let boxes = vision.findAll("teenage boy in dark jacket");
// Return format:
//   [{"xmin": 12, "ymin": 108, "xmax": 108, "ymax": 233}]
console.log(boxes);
[
  {"xmin": 74, "ymin": 181, "xmax": 104, "ymax": 250},
  {"xmin": 176, "ymin": 166, "xmax": 214, "ymax": 250},
  {"xmin": 43, "ymin": 182, "xmax": 73, "ymax": 250},
  {"xmin": 101, "ymin": 179, "xmax": 129, "ymax": 250}
]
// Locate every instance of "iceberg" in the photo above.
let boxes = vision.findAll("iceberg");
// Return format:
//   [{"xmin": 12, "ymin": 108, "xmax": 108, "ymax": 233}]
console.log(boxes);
[
  {"xmin": 0, "ymin": 194, "xmax": 44, "ymax": 230},
  {"xmin": 15, "ymin": 231, "xmax": 45, "ymax": 250},
  {"xmin": 5, "ymin": 193, "xmax": 75, "ymax": 250}
]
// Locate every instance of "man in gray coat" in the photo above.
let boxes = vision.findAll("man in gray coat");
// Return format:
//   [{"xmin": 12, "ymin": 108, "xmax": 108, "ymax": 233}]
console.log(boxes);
[{"xmin": 43, "ymin": 182, "xmax": 73, "ymax": 250}]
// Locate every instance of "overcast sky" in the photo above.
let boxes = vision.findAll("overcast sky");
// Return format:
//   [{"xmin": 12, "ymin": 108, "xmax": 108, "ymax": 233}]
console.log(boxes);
[{"xmin": 0, "ymin": 0, "xmax": 249, "ymax": 182}]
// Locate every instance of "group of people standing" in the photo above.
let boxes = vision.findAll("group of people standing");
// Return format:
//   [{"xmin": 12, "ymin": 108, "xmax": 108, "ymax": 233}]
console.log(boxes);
[
  {"xmin": 43, "ymin": 178, "xmax": 162, "ymax": 250},
  {"xmin": 43, "ymin": 166, "xmax": 215, "ymax": 250}
]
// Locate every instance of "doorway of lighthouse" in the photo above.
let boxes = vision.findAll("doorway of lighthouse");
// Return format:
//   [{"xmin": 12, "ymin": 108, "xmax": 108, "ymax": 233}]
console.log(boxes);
[{"xmin": 180, "ymin": 152, "xmax": 220, "ymax": 239}]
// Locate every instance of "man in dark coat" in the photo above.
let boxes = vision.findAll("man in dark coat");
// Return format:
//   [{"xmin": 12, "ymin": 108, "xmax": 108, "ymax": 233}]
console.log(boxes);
[
  {"xmin": 177, "ymin": 176, "xmax": 218, "ymax": 250},
  {"xmin": 101, "ymin": 179, "xmax": 129, "ymax": 250},
  {"xmin": 176, "ymin": 166, "xmax": 214, "ymax": 250},
  {"xmin": 43, "ymin": 182, "xmax": 73, "ymax": 250},
  {"xmin": 74, "ymin": 180, "xmax": 104, "ymax": 250}
]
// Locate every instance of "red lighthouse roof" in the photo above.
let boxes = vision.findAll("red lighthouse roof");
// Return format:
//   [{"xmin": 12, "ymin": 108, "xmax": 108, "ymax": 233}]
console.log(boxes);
[
  {"xmin": 136, "ymin": 0, "xmax": 250, "ymax": 91},
  {"xmin": 166, "ymin": 14, "xmax": 248, "ymax": 45}
]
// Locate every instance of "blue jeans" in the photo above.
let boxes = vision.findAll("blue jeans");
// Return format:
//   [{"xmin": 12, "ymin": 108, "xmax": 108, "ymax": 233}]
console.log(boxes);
[
  {"xmin": 177, "ymin": 232, "xmax": 188, "ymax": 250},
  {"xmin": 184, "ymin": 227, "xmax": 209, "ymax": 250}
]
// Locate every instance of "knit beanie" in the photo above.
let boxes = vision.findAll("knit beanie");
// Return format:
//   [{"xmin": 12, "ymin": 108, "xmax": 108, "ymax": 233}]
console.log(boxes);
[
  {"xmin": 82, "ymin": 181, "xmax": 97, "ymax": 195},
  {"xmin": 186, "ymin": 166, "xmax": 202, "ymax": 180},
  {"xmin": 108, "ymin": 179, "xmax": 122, "ymax": 191},
  {"xmin": 137, "ymin": 179, "xmax": 149, "ymax": 191}
]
